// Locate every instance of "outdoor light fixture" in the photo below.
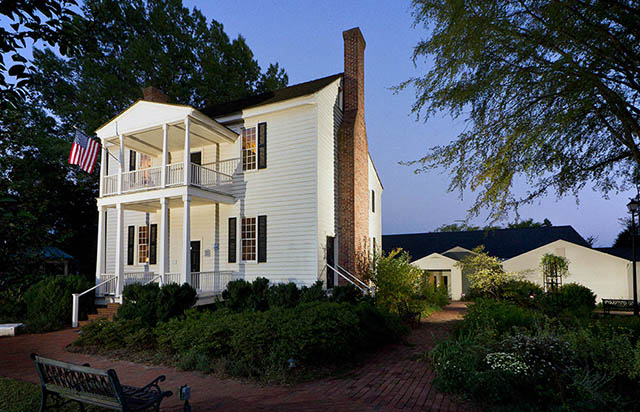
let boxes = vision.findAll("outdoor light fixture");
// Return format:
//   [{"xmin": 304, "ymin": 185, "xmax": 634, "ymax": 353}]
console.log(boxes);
[
  {"xmin": 627, "ymin": 197, "xmax": 640, "ymax": 316},
  {"xmin": 179, "ymin": 385, "xmax": 191, "ymax": 412}
]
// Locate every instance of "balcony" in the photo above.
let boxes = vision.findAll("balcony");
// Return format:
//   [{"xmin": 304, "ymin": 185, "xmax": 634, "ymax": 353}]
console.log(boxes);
[{"xmin": 102, "ymin": 158, "xmax": 240, "ymax": 197}]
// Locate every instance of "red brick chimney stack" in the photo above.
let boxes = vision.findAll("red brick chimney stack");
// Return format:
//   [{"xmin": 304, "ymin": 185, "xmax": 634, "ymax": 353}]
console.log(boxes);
[
  {"xmin": 337, "ymin": 27, "xmax": 369, "ymax": 279},
  {"xmin": 142, "ymin": 86, "xmax": 169, "ymax": 103}
]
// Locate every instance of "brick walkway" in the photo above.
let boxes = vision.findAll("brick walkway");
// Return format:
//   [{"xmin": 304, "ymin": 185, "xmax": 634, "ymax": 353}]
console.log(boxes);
[{"xmin": 0, "ymin": 302, "xmax": 473, "ymax": 411}]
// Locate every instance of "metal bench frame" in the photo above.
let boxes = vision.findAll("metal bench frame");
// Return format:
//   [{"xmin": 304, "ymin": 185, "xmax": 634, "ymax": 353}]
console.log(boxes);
[
  {"xmin": 602, "ymin": 298, "xmax": 634, "ymax": 314},
  {"xmin": 31, "ymin": 353, "xmax": 172, "ymax": 411},
  {"xmin": 397, "ymin": 301, "xmax": 421, "ymax": 326}
]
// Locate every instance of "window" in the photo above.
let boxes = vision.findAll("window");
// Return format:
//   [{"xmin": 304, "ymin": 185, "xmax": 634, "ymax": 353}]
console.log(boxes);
[
  {"xmin": 371, "ymin": 190, "xmax": 375, "ymax": 213},
  {"xmin": 139, "ymin": 153, "xmax": 151, "ymax": 169},
  {"xmin": 241, "ymin": 217, "xmax": 257, "ymax": 261},
  {"xmin": 138, "ymin": 226, "xmax": 149, "ymax": 264},
  {"xmin": 129, "ymin": 150, "xmax": 137, "ymax": 171},
  {"xmin": 127, "ymin": 226, "xmax": 135, "ymax": 265},
  {"xmin": 242, "ymin": 127, "xmax": 257, "ymax": 171}
]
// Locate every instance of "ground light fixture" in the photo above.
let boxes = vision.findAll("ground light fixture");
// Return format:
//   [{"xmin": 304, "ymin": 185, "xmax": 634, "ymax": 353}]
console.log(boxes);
[{"xmin": 627, "ymin": 197, "xmax": 640, "ymax": 316}]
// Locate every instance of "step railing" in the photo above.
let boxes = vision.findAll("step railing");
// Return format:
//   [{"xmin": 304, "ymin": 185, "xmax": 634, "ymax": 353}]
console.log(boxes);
[
  {"xmin": 327, "ymin": 264, "xmax": 374, "ymax": 296},
  {"xmin": 164, "ymin": 273, "xmax": 181, "ymax": 285},
  {"xmin": 72, "ymin": 275, "xmax": 118, "ymax": 328},
  {"xmin": 190, "ymin": 271, "xmax": 233, "ymax": 293}
]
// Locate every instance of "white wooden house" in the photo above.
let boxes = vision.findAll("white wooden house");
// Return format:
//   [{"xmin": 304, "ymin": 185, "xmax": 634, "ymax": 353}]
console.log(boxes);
[{"xmin": 92, "ymin": 28, "xmax": 382, "ymax": 303}]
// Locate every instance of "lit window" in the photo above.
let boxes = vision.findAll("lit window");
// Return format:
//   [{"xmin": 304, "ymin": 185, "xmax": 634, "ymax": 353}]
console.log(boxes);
[
  {"xmin": 138, "ymin": 226, "xmax": 149, "ymax": 263},
  {"xmin": 139, "ymin": 153, "xmax": 152, "ymax": 184},
  {"xmin": 242, "ymin": 127, "xmax": 257, "ymax": 171},
  {"xmin": 241, "ymin": 217, "xmax": 257, "ymax": 261}
]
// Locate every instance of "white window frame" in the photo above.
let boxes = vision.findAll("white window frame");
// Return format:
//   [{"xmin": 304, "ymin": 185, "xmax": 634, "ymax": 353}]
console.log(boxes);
[
  {"xmin": 241, "ymin": 126, "xmax": 258, "ymax": 172},
  {"xmin": 240, "ymin": 216, "xmax": 257, "ymax": 263},
  {"xmin": 138, "ymin": 225, "xmax": 150, "ymax": 264}
]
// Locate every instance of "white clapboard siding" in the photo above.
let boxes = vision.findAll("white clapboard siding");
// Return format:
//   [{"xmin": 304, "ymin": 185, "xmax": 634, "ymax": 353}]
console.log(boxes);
[{"xmin": 369, "ymin": 155, "xmax": 383, "ymax": 251}]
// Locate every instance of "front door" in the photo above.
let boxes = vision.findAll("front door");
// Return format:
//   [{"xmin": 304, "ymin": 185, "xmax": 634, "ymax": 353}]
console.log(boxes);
[
  {"xmin": 326, "ymin": 236, "xmax": 335, "ymax": 288},
  {"xmin": 190, "ymin": 152, "xmax": 202, "ymax": 185},
  {"xmin": 190, "ymin": 241, "xmax": 201, "ymax": 273}
]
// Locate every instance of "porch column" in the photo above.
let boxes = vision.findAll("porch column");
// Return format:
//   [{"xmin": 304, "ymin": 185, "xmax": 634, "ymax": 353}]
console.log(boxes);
[
  {"xmin": 183, "ymin": 117, "xmax": 191, "ymax": 186},
  {"xmin": 159, "ymin": 197, "xmax": 169, "ymax": 285},
  {"xmin": 99, "ymin": 143, "xmax": 106, "ymax": 197},
  {"xmin": 161, "ymin": 124, "xmax": 168, "ymax": 187},
  {"xmin": 114, "ymin": 203, "xmax": 125, "ymax": 296},
  {"xmin": 118, "ymin": 134, "xmax": 124, "ymax": 194},
  {"xmin": 95, "ymin": 205, "xmax": 106, "ymax": 283},
  {"xmin": 181, "ymin": 194, "xmax": 191, "ymax": 285}
]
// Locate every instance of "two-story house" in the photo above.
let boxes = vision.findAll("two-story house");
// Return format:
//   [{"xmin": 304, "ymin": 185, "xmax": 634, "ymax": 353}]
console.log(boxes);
[{"xmin": 92, "ymin": 27, "xmax": 382, "ymax": 303}]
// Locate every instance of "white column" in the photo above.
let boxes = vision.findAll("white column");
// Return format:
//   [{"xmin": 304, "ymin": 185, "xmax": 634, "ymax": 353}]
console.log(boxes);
[
  {"xmin": 115, "ymin": 203, "xmax": 125, "ymax": 296},
  {"xmin": 162, "ymin": 124, "xmax": 168, "ymax": 187},
  {"xmin": 183, "ymin": 117, "xmax": 191, "ymax": 186},
  {"xmin": 181, "ymin": 194, "xmax": 191, "ymax": 285},
  {"xmin": 159, "ymin": 197, "xmax": 169, "ymax": 285},
  {"xmin": 99, "ymin": 143, "xmax": 106, "ymax": 197},
  {"xmin": 118, "ymin": 135, "xmax": 124, "ymax": 194},
  {"xmin": 95, "ymin": 206, "xmax": 106, "ymax": 283}
]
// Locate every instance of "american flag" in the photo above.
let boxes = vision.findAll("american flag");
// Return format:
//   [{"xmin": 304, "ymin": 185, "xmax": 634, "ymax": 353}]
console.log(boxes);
[{"xmin": 69, "ymin": 129, "xmax": 100, "ymax": 173}]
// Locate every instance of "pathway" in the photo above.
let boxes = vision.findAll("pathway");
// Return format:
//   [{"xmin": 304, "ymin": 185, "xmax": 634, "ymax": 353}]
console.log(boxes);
[{"xmin": 0, "ymin": 302, "xmax": 473, "ymax": 411}]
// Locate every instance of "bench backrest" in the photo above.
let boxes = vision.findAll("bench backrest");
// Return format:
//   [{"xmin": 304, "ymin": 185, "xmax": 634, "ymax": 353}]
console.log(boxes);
[
  {"xmin": 31, "ymin": 354, "xmax": 125, "ymax": 410},
  {"xmin": 602, "ymin": 299, "xmax": 634, "ymax": 309}
]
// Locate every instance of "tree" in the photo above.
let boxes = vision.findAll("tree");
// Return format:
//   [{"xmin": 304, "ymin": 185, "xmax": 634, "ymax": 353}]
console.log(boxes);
[
  {"xmin": 435, "ymin": 218, "xmax": 551, "ymax": 231},
  {"xmin": 0, "ymin": 0, "xmax": 81, "ymax": 108},
  {"xmin": 369, "ymin": 249, "xmax": 423, "ymax": 311},
  {"xmin": 613, "ymin": 217, "xmax": 633, "ymax": 247},
  {"xmin": 30, "ymin": 0, "xmax": 288, "ymax": 133},
  {"xmin": 507, "ymin": 218, "xmax": 552, "ymax": 229},
  {"xmin": 400, "ymin": 1, "xmax": 640, "ymax": 221},
  {"xmin": 456, "ymin": 246, "xmax": 519, "ymax": 299}
]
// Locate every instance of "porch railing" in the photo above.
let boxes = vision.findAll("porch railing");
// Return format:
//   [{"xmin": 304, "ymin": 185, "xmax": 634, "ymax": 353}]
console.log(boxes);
[
  {"xmin": 166, "ymin": 163, "xmax": 184, "ymax": 186},
  {"xmin": 103, "ymin": 175, "xmax": 118, "ymax": 196},
  {"xmin": 191, "ymin": 163, "xmax": 232, "ymax": 187},
  {"xmin": 190, "ymin": 271, "xmax": 233, "ymax": 293},
  {"xmin": 122, "ymin": 166, "xmax": 163, "ymax": 193},
  {"xmin": 164, "ymin": 273, "xmax": 181, "ymax": 285},
  {"xmin": 123, "ymin": 271, "xmax": 156, "ymax": 287},
  {"xmin": 203, "ymin": 158, "xmax": 240, "ymax": 176}
]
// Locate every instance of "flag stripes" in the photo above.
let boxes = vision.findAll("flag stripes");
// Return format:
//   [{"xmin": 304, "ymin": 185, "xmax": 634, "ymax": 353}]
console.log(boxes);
[{"xmin": 69, "ymin": 130, "xmax": 100, "ymax": 173}]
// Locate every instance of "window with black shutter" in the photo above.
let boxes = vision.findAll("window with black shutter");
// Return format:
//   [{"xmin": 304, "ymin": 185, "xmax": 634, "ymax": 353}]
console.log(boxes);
[
  {"xmin": 149, "ymin": 224, "xmax": 157, "ymax": 265},
  {"xmin": 129, "ymin": 150, "xmax": 137, "ymax": 171},
  {"xmin": 228, "ymin": 217, "xmax": 237, "ymax": 263},
  {"xmin": 258, "ymin": 215, "xmax": 267, "ymax": 262},
  {"xmin": 258, "ymin": 122, "xmax": 267, "ymax": 169},
  {"xmin": 372, "ymin": 190, "xmax": 375, "ymax": 213},
  {"xmin": 127, "ymin": 226, "xmax": 135, "ymax": 265}
]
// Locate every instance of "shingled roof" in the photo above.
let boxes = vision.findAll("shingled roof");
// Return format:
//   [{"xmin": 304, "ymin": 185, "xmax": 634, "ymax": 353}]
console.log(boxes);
[
  {"xmin": 382, "ymin": 226, "xmax": 589, "ymax": 261},
  {"xmin": 201, "ymin": 73, "xmax": 343, "ymax": 118}
]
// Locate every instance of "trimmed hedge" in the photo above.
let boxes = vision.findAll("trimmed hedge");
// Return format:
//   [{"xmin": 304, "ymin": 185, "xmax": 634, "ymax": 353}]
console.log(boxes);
[
  {"xmin": 23, "ymin": 275, "xmax": 94, "ymax": 332},
  {"xmin": 117, "ymin": 283, "xmax": 197, "ymax": 327}
]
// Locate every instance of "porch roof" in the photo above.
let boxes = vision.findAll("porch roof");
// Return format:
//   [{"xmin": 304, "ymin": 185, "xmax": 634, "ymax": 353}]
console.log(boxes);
[{"xmin": 95, "ymin": 100, "xmax": 239, "ymax": 155}]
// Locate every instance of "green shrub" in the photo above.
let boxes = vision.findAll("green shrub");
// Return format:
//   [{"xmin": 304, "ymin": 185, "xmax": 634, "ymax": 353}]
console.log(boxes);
[
  {"xmin": 299, "ymin": 280, "xmax": 327, "ymax": 303},
  {"xmin": 369, "ymin": 249, "xmax": 422, "ymax": 312},
  {"xmin": 74, "ymin": 318, "xmax": 148, "ymax": 350},
  {"xmin": 331, "ymin": 284, "xmax": 362, "ymax": 304},
  {"xmin": 117, "ymin": 282, "xmax": 196, "ymax": 327},
  {"xmin": 221, "ymin": 279, "xmax": 253, "ymax": 311},
  {"xmin": 460, "ymin": 298, "xmax": 539, "ymax": 337},
  {"xmin": 418, "ymin": 282, "xmax": 450, "ymax": 308},
  {"xmin": 557, "ymin": 283, "xmax": 596, "ymax": 315},
  {"xmin": 267, "ymin": 282, "xmax": 301, "ymax": 308},
  {"xmin": 23, "ymin": 275, "xmax": 94, "ymax": 332},
  {"xmin": 501, "ymin": 280, "xmax": 543, "ymax": 307}
]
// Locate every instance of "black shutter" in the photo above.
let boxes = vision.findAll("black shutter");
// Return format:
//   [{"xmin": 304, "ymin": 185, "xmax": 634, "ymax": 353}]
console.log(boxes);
[
  {"xmin": 127, "ymin": 226, "xmax": 135, "ymax": 265},
  {"xmin": 258, "ymin": 215, "xmax": 267, "ymax": 263},
  {"xmin": 372, "ymin": 190, "xmax": 375, "ymax": 213},
  {"xmin": 228, "ymin": 217, "xmax": 237, "ymax": 263},
  {"xmin": 129, "ymin": 150, "xmax": 137, "ymax": 171},
  {"xmin": 149, "ymin": 224, "xmax": 157, "ymax": 265},
  {"xmin": 258, "ymin": 122, "xmax": 267, "ymax": 169}
]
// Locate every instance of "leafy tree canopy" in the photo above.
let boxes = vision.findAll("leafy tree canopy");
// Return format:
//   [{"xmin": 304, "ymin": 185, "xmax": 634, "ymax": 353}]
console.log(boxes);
[
  {"xmin": 613, "ymin": 217, "xmax": 634, "ymax": 247},
  {"xmin": 30, "ymin": 0, "xmax": 288, "ymax": 133},
  {"xmin": 401, "ymin": 0, "xmax": 640, "ymax": 221},
  {"xmin": 456, "ymin": 246, "xmax": 520, "ymax": 299}
]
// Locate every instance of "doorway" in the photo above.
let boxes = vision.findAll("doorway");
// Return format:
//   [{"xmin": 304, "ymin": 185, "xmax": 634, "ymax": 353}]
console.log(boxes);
[
  {"xmin": 190, "ymin": 240, "xmax": 201, "ymax": 273},
  {"xmin": 326, "ymin": 236, "xmax": 335, "ymax": 288}
]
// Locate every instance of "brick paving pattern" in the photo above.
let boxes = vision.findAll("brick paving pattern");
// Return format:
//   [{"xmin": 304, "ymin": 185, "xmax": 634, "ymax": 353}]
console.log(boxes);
[{"xmin": 0, "ymin": 301, "xmax": 474, "ymax": 411}]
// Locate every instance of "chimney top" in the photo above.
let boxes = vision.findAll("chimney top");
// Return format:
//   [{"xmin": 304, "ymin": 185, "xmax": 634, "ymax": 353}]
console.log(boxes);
[
  {"xmin": 342, "ymin": 27, "xmax": 366, "ymax": 114},
  {"xmin": 142, "ymin": 86, "xmax": 169, "ymax": 104}
]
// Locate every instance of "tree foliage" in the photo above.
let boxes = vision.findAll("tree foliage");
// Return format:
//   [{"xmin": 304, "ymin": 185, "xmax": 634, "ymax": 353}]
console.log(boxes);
[
  {"xmin": 457, "ymin": 246, "xmax": 520, "ymax": 299},
  {"xmin": 401, "ymin": 0, "xmax": 640, "ymax": 220},
  {"xmin": 436, "ymin": 218, "xmax": 551, "ymax": 231},
  {"xmin": 369, "ymin": 249, "xmax": 423, "ymax": 311},
  {"xmin": 0, "ymin": 0, "xmax": 81, "ymax": 108}
]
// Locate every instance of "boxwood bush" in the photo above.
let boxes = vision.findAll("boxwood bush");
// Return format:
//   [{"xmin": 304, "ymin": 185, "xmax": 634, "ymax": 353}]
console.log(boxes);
[
  {"xmin": 117, "ymin": 282, "xmax": 197, "ymax": 327},
  {"xmin": 23, "ymin": 275, "xmax": 94, "ymax": 332}
]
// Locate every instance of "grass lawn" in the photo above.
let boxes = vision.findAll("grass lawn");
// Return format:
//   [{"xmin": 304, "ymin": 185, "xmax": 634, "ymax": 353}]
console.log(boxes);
[{"xmin": 0, "ymin": 377, "xmax": 110, "ymax": 412}]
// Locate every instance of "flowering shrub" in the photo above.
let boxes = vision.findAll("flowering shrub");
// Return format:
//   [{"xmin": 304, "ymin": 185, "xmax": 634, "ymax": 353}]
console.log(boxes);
[{"xmin": 484, "ymin": 352, "xmax": 529, "ymax": 376}]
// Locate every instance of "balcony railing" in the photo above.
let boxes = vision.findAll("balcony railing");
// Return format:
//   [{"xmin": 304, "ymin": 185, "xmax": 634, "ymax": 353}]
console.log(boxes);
[{"xmin": 102, "ymin": 161, "xmax": 235, "ymax": 196}]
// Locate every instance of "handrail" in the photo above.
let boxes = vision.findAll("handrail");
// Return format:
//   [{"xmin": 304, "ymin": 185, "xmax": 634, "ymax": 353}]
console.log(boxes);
[
  {"xmin": 72, "ymin": 275, "xmax": 117, "ymax": 328},
  {"xmin": 327, "ymin": 264, "xmax": 373, "ymax": 296},
  {"xmin": 143, "ymin": 275, "xmax": 162, "ymax": 286},
  {"xmin": 336, "ymin": 263, "xmax": 370, "ymax": 290}
]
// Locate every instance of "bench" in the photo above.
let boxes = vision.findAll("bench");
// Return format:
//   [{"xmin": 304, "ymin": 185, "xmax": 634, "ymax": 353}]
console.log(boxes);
[
  {"xmin": 31, "ymin": 353, "xmax": 172, "ymax": 411},
  {"xmin": 397, "ymin": 301, "xmax": 421, "ymax": 327},
  {"xmin": 602, "ymin": 299, "xmax": 635, "ymax": 314}
]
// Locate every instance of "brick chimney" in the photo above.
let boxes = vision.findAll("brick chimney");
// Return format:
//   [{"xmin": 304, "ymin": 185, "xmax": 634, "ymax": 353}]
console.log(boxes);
[
  {"xmin": 142, "ymin": 86, "xmax": 169, "ymax": 103},
  {"xmin": 337, "ymin": 27, "xmax": 369, "ymax": 279}
]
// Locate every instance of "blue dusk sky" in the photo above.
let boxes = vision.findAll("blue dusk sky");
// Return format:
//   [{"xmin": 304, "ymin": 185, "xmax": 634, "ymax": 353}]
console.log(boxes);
[{"xmin": 184, "ymin": 0, "xmax": 629, "ymax": 246}]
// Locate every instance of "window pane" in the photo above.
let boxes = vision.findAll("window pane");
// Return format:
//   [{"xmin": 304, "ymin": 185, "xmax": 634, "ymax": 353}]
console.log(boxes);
[
  {"xmin": 242, "ymin": 127, "xmax": 257, "ymax": 171},
  {"xmin": 241, "ymin": 217, "xmax": 256, "ymax": 261},
  {"xmin": 138, "ymin": 226, "xmax": 149, "ymax": 263}
]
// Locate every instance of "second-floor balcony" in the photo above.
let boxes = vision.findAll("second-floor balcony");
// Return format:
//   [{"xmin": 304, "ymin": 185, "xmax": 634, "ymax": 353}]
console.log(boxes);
[{"xmin": 102, "ymin": 158, "xmax": 240, "ymax": 196}]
